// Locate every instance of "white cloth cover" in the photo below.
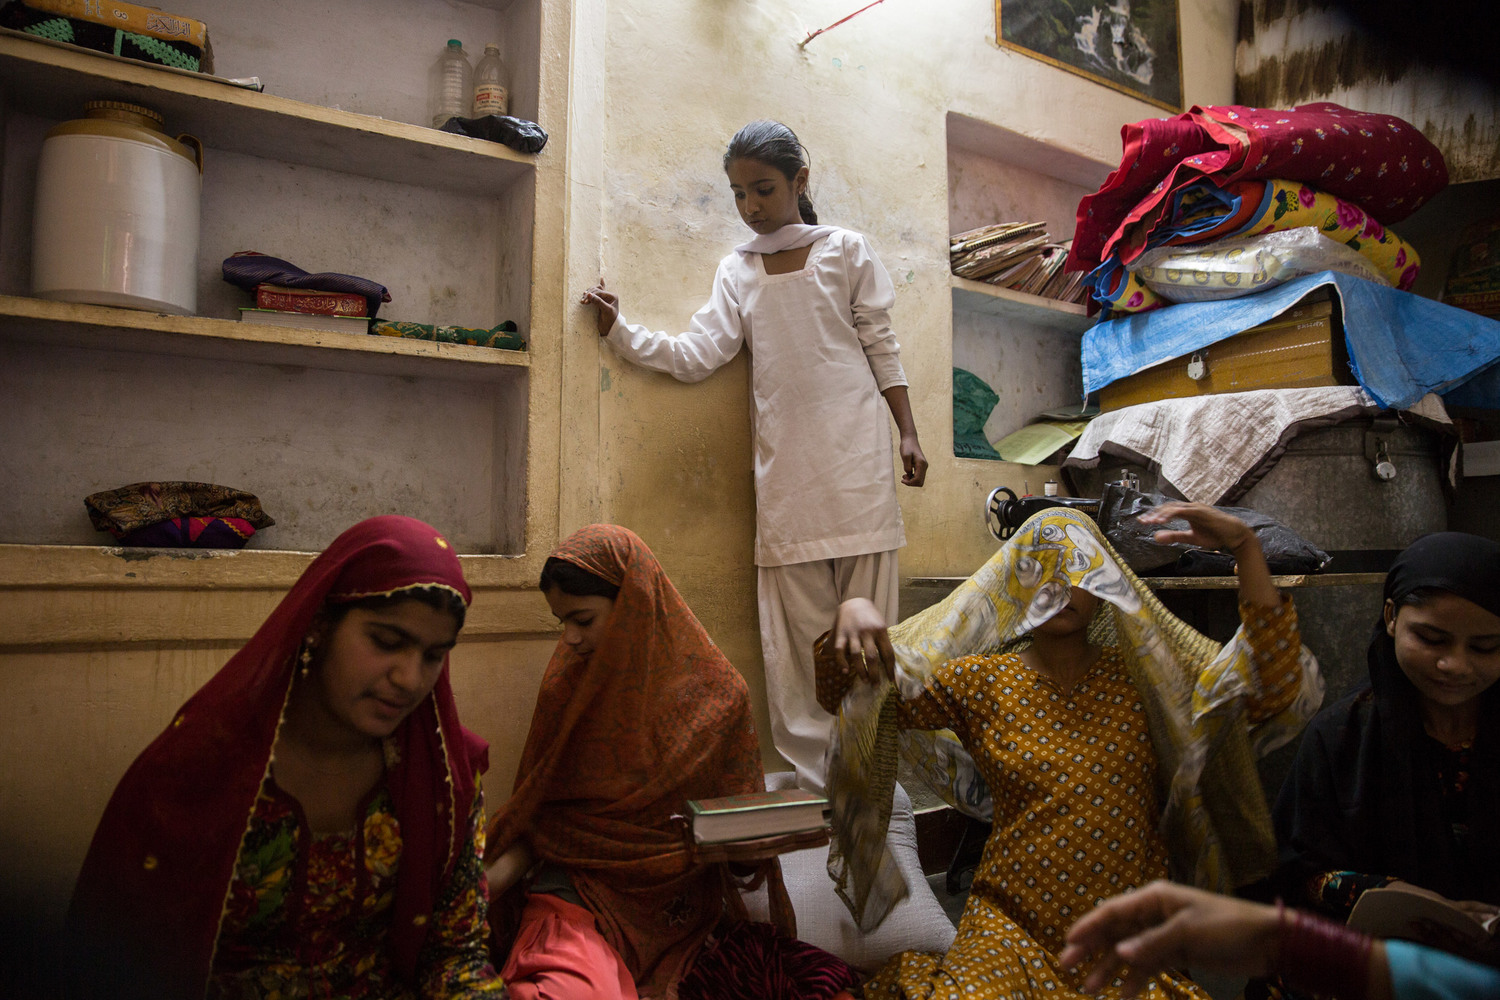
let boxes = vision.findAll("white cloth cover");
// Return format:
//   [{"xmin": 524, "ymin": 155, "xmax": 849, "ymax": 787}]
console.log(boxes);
[
  {"xmin": 1065, "ymin": 386, "xmax": 1386, "ymax": 503},
  {"xmin": 744, "ymin": 772, "xmax": 956, "ymax": 972}
]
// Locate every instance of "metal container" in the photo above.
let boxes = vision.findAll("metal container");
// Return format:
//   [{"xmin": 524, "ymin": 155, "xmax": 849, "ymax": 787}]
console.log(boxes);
[
  {"xmin": 1067, "ymin": 418, "xmax": 1447, "ymax": 554},
  {"xmin": 32, "ymin": 101, "xmax": 203, "ymax": 315}
]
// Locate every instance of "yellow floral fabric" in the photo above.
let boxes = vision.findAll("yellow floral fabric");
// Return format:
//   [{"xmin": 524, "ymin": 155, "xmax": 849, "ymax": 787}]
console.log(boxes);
[
  {"xmin": 860, "ymin": 620, "xmax": 1297, "ymax": 998},
  {"xmin": 209, "ymin": 773, "xmax": 503, "ymax": 999},
  {"xmin": 821, "ymin": 509, "xmax": 1322, "ymax": 990}
]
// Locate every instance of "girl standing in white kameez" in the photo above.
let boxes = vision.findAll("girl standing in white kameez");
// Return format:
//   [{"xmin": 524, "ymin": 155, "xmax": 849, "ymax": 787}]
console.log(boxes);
[{"xmin": 582, "ymin": 120, "xmax": 928, "ymax": 792}]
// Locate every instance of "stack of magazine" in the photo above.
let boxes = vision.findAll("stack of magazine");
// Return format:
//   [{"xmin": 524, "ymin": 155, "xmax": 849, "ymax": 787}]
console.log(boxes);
[{"xmin": 950, "ymin": 222, "xmax": 1090, "ymax": 305}]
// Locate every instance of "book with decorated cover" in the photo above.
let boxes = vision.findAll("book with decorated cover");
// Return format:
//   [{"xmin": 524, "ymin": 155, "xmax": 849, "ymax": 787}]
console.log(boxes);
[{"xmin": 255, "ymin": 284, "xmax": 369, "ymax": 317}]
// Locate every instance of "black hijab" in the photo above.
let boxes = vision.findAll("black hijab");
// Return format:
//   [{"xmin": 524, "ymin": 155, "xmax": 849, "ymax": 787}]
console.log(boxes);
[{"xmin": 1272, "ymin": 531, "xmax": 1500, "ymax": 907}]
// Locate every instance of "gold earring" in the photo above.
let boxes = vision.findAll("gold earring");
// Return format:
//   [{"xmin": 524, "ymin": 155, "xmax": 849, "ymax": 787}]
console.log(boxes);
[{"xmin": 298, "ymin": 636, "xmax": 316, "ymax": 677}]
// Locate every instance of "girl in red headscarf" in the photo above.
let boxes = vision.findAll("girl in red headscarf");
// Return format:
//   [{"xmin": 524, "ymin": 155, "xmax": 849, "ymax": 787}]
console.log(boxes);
[
  {"xmin": 66, "ymin": 516, "xmax": 505, "ymax": 1000},
  {"xmin": 485, "ymin": 524, "xmax": 859, "ymax": 1000}
]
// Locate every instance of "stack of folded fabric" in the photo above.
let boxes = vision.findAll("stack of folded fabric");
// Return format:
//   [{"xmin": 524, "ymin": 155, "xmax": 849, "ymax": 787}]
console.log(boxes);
[
  {"xmin": 1068, "ymin": 102, "xmax": 1448, "ymax": 318},
  {"xmin": 85, "ymin": 482, "xmax": 275, "ymax": 549}
]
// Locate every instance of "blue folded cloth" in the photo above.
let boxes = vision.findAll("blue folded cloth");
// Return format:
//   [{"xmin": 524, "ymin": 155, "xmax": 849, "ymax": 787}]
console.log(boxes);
[{"xmin": 1082, "ymin": 271, "xmax": 1500, "ymax": 410}]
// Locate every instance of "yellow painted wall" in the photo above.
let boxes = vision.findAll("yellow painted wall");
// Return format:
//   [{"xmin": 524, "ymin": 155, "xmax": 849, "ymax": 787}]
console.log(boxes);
[
  {"xmin": 578, "ymin": 0, "xmax": 1241, "ymax": 760},
  {"xmin": 1, "ymin": 0, "xmax": 1243, "ymax": 930}
]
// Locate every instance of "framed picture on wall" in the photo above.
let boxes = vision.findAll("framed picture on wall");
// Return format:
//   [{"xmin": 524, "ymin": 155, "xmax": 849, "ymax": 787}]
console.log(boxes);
[{"xmin": 995, "ymin": 0, "xmax": 1183, "ymax": 111}]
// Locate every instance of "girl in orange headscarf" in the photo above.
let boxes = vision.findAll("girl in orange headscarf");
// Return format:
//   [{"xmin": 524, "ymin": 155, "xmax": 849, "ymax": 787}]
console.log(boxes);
[{"xmin": 485, "ymin": 524, "xmax": 858, "ymax": 1000}]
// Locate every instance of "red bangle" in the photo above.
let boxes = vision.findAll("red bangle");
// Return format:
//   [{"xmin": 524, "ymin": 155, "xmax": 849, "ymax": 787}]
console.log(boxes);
[{"xmin": 1278, "ymin": 906, "xmax": 1373, "ymax": 1000}]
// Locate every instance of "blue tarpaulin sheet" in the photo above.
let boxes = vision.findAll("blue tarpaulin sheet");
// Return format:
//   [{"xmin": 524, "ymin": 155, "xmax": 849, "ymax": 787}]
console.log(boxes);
[{"xmin": 1082, "ymin": 271, "xmax": 1500, "ymax": 410}]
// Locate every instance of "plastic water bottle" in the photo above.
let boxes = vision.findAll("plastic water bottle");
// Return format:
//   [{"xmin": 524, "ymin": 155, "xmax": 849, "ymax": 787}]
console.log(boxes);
[
  {"xmin": 471, "ymin": 42, "xmax": 509, "ymax": 117},
  {"xmin": 430, "ymin": 39, "xmax": 472, "ymax": 128}
]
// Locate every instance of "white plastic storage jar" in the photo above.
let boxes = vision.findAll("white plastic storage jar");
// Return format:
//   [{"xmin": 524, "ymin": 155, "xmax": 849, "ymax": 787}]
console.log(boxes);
[{"xmin": 32, "ymin": 100, "xmax": 203, "ymax": 315}]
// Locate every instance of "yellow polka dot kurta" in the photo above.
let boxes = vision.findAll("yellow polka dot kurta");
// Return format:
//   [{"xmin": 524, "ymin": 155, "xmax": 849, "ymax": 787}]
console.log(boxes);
[{"xmin": 860, "ymin": 601, "xmax": 1301, "ymax": 999}]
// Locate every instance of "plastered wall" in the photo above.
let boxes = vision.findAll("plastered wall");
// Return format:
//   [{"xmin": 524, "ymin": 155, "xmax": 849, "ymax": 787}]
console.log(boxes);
[
  {"xmin": 580, "ymin": 0, "xmax": 1241, "ymax": 761},
  {"xmin": 2, "ymin": 0, "xmax": 1243, "ymax": 930}
]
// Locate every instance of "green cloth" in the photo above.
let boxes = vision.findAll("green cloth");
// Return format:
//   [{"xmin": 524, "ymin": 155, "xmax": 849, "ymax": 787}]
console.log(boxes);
[
  {"xmin": 952, "ymin": 368, "xmax": 1002, "ymax": 460},
  {"xmin": 372, "ymin": 320, "xmax": 525, "ymax": 351}
]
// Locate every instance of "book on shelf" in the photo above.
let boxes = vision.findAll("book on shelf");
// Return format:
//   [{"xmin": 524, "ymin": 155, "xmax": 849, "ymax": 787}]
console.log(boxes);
[
  {"xmin": 254, "ymin": 284, "xmax": 369, "ymax": 317},
  {"xmin": 239, "ymin": 308, "xmax": 371, "ymax": 334},
  {"xmin": 1346, "ymin": 882, "xmax": 1500, "ymax": 950},
  {"xmin": 685, "ymin": 788, "xmax": 829, "ymax": 845},
  {"xmin": 952, "ymin": 225, "xmax": 1092, "ymax": 306},
  {"xmin": 952, "ymin": 235, "xmax": 1051, "ymax": 281},
  {"xmin": 949, "ymin": 221, "xmax": 1047, "ymax": 256}
]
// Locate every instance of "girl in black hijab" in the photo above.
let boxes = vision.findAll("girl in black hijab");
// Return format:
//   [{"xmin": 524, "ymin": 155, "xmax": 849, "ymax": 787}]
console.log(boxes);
[{"xmin": 1271, "ymin": 531, "xmax": 1500, "ymax": 926}]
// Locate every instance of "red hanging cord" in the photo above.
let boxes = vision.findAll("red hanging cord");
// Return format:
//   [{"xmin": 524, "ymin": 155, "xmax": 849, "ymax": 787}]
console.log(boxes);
[{"xmin": 799, "ymin": 0, "xmax": 889, "ymax": 48}]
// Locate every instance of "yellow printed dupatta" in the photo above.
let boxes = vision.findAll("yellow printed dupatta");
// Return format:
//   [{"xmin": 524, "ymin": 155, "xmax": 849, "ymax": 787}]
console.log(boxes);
[{"xmin": 825, "ymin": 509, "xmax": 1323, "ymax": 929}]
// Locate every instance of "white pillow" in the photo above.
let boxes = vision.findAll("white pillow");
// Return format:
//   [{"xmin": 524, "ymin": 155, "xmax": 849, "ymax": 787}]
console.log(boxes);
[{"xmin": 744, "ymin": 772, "xmax": 957, "ymax": 971}]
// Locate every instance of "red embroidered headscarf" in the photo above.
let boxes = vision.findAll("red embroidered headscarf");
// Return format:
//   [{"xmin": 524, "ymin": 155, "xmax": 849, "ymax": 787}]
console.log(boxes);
[
  {"xmin": 485, "ymin": 525, "xmax": 776, "ymax": 998},
  {"xmin": 66, "ymin": 516, "xmax": 488, "ymax": 999}
]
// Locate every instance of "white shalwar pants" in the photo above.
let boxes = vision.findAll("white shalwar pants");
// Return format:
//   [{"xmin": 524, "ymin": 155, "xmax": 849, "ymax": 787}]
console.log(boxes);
[{"xmin": 756, "ymin": 549, "xmax": 899, "ymax": 793}]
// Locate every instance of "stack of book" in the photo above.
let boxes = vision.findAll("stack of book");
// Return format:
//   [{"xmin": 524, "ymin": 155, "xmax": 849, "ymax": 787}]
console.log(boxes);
[
  {"xmin": 685, "ymin": 788, "xmax": 828, "ymax": 845},
  {"xmin": 950, "ymin": 223, "xmax": 1091, "ymax": 305},
  {"xmin": 239, "ymin": 284, "xmax": 371, "ymax": 334}
]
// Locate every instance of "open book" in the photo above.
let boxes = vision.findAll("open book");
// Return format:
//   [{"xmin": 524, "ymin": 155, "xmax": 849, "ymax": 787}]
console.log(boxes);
[
  {"xmin": 685, "ymin": 788, "xmax": 829, "ymax": 845},
  {"xmin": 1347, "ymin": 882, "xmax": 1500, "ymax": 950}
]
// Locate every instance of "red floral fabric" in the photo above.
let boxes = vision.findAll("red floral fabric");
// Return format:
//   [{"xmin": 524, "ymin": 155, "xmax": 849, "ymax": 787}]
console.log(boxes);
[
  {"xmin": 66, "ymin": 516, "xmax": 489, "ymax": 999},
  {"xmin": 1070, "ymin": 102, "xmax": 1448, "ymax": 273}
]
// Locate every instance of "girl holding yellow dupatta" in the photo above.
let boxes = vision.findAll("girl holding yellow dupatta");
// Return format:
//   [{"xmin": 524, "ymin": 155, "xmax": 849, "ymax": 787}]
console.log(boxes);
[{"xmin": 816, "ymin": 503, "xmax": 1322, "ymax": 999}]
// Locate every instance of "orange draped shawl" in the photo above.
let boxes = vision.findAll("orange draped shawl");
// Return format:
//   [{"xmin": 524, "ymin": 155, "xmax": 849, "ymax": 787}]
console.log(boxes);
[{"xmin": 485, "ymin": 525, "xmax": 789, "ymax": 998}]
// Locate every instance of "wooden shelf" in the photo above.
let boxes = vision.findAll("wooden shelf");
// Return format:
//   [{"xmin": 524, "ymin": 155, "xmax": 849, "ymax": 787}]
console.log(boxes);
[
  {"xmin": 0, "ymin": 544, "xmax": 556, "ymax": 647},
  {"xmin": 951, "ymin": 276, "xmax": 1095, "ymax": 334},
  {"xmin": 0, "ymin": 295, "xmax": 529, "ymax": 383},
  {"xmin": 0, "ymin": 31, "xmax": 535, "ymax": 194},
  {"xmin": 0, "ymin": 542, "xmax": 543, "ymax": 592}
]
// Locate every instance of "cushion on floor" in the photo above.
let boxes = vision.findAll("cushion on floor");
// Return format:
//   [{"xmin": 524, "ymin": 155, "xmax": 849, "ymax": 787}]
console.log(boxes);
[{"xmin": 743, "ymin": 771, "xmax": 956, "ymax": 972}]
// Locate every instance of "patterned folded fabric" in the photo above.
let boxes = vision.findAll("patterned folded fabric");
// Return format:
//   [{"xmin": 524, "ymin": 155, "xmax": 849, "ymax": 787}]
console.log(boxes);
[
  {"xmin": 372, "ymin": 320, "xmax": 525, "ymax": 350},
  {"xmin": 0, "ymin": 1, "xmax": 207, "ymax": 72},
  {"xmin": 85, "ymin": 481, "xmax": 275, "ymax": 538},
  {"xmin": 118, "ymin": 516, "xmax": 261, "ymax": 549},
  {"xmin": 1071, "ymin": 102, "xmax": 1447, "ymax": 274},
  {"xmin": 1091, "ymin": 178, "xmax": 1421, "ymax": 314}
]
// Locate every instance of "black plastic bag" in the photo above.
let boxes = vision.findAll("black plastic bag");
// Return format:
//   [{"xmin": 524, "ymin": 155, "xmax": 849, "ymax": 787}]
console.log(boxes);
[
  {"xmin": 1098, "ymin": 483, "xmax": 1330, "ymax": 575},
  {"xmin": 439, "ymin": 114, "xmax": 549, "ymax": 154}
]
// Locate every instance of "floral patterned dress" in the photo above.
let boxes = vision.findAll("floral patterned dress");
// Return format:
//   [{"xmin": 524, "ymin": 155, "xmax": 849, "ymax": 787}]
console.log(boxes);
[
  {"xmin": 860, "ymin": 599, "xmax": 1303, "ymax": 999},
  {"xmin": 209, "ymin": 770, "xmax": 504, "ymax": 999}
]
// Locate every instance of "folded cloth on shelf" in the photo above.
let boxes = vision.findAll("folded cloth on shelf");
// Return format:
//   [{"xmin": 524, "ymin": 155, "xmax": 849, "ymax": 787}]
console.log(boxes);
[
  {"xmin": 0, "ymin": 0, "xmax": 211, "ymax": 72},
  {"xmin": 372, "ymin": 320, "xmax": 525, "ymax": 350},
  {"xmin": 85, "ymin": 481, "xmax": 275, "ymax": 541},
  {"xmin": 222, "ymin": 251, "xmax": 391, "ymax": 319},
  {"xmin": 1082, "ymin": 272, "xmax": 1500, "ymax": 410},
  {"xmin": 1070, "ymin": 102, "xmax": 1447, "ymax": 274},
  {"xmin": 1063, "ymin": 386, "xmax": 1382, "ymax": 504},
  {"xmin": 1090, "ymin": 178, "xmax": 1422, "ymax": 314},
  {"xmin": 117, "ymin": 516, "xmax": 262, "ymax": 549}
]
